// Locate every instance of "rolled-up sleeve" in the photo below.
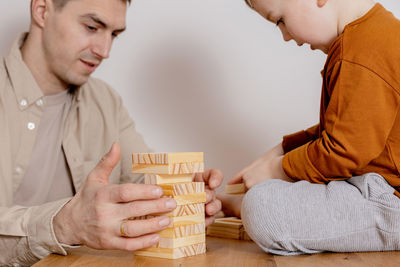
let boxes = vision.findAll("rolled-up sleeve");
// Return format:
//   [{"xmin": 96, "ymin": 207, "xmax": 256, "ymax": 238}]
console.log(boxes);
[
  {"xmin": 0, "ymin": 198, "xmax": 71, "ymax": 266},
  {"xmin": 282, "ymin": 61, "xmax": 400, "ymax": 182}
]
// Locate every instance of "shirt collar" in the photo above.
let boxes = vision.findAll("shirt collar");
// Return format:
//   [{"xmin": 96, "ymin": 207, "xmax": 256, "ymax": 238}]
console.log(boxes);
[
  {"xmin": 4, "ymin": 33, "xmax": 44, "ymax": 110},
  {"xmin": 4, "ymin": 33, "xmax": 83, "ymax": 109}
]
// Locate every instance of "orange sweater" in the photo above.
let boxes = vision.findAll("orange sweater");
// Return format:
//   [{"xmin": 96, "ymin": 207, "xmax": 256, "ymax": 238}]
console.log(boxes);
[{"xmin": 282, "ymin": 4, "xmax": 400, "ymax": 197}]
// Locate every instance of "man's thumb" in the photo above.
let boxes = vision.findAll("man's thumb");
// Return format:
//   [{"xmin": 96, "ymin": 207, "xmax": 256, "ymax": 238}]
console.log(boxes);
[{"xmin": 91, "ymin": 142, "xmax": 121, "ymax": 183}]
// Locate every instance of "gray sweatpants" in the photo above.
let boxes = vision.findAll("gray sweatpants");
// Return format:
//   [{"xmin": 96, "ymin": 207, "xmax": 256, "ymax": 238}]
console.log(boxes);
[{"xmin": 241, "ymin": 173, "xmax": 400, "ymax": 255}]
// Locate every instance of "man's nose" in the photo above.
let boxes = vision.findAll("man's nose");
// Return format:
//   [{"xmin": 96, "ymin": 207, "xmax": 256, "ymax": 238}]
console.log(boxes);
[{"xmin": 92, "ymin": 34, "xmax": 112, "ymax": 59}]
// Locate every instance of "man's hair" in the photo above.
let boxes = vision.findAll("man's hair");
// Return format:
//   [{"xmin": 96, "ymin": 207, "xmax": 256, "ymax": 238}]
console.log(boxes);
[{"xmin": 52, "ymin": 0, "xmax": 131, "ymax": 9}]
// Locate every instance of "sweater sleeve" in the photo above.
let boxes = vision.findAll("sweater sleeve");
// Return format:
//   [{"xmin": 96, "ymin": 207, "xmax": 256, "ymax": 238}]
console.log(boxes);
[
  {"xmin": 282, "ymin": 61, "xmax": 400, "ymax": 183},
  {"xmin": 282, "ymin": 124, "xmax": 320, "ymax": 153}
]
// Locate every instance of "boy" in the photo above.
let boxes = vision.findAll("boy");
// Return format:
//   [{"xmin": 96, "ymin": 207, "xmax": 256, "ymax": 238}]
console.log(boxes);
[{"xmin": 222, "ymin": 0, "xmax": 400, "ymax": 255}]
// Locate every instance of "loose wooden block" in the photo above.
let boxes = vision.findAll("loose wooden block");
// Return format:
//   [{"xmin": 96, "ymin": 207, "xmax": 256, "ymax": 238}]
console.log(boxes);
[
  {"xmin": 224, "ymin": 183, "xmax": 246, "ymax": 194},
  {"xmin": 144, "ymin": 174, "xmax": 193, "ymax": 185},
  {"xmin": 132, "ymin": 152, "xmax": 204, "ymax": 165},
  {"xmin": 135, "ymin": 242, "xmax": 206, "ymax": 259},
  {"xmin": 207, "ymin": 230, "xmax": 241, "ymax": 240},
  {"xmin": 159, "ymin": 222, "xmax": 205, "ymax": 238},
  {"xmin": 132, "ymin": 162, "xmax": 204, "ymax": 174},
  {"xmin": 206, "ymin": 226, "xmax": 242, "ymax": 235},
  {"xmin": 206, "ymin": 217, "xmax": 252, "ymax": 241}
]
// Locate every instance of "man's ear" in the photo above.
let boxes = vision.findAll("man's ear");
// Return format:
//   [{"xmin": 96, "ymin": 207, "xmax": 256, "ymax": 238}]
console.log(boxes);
[
  {"xmin": 317, "ymin": 0, "xmax": 328, "ymax": 8},
  {"xmin": 31, "ymin": 0, "xmax": 52, "ymax": 28}
]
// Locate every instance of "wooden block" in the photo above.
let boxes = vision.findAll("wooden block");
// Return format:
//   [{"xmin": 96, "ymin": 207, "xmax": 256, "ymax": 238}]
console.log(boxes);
[
  {"xmin": 168, "ymin": 213, "xmax": 205, "ymax": 227},
  {"xmin": 135, "ymin": 242, "xmax": 206, "ymax": 259},
  {"xmin": 144, "ymin": 174, "xmax": 193, "ymax": 184},
  {"xmin": 172, "ymin": 193, "xmax": 207, "ymax": 205},
  {"xmin": 156, "ymin": 233, "xmax": 205, "ymax": 249},
  {"xmin": 206, "ymin": 226, "xmax": 242, "ymax": 235},
  {"xmin": 207, "ymin": 230, "xmax": 241, "ymax": 240},
  {"xmin": 215, "ymin": 217, "xmax": 243, "ymax": 224},
  {"xmin": 160, "ymin": 182, "xmax": 204, "ymax": 196},
  {"xmin": 224, "ymin": 183, "xmax": 246, "ymax": 194},
  {"xmin": 136, "ymin": 213, "xmax": 205, "ymax": 228},
  {"xmin": 132, "ymin": 162, "xmax": 204, "ymax": 174},
  {"xmin": 162, "ymin": 203, "xmax": 205, "ymax": 217},
  {"xmin": 159, "ymin": 223, "xmax": 205, "ymax": 238},
  {"xmin": 212, "ymin": 220, "xmax": 242, "ymax": 229},
  {"xmin": 132, "ymin": 152, "xmax": 204, "ymax": 165}
]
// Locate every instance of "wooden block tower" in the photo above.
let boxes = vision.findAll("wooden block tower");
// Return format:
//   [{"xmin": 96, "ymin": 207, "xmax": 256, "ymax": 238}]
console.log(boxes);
[{"xmin": 132, "ymin": 152, "xmax": 207, "ymax": 259}]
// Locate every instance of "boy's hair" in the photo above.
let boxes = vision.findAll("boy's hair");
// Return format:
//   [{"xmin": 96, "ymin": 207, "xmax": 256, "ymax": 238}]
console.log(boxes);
[{"xmin": 244, "ymin": 0, "xmax": 252, "ymax": 8}]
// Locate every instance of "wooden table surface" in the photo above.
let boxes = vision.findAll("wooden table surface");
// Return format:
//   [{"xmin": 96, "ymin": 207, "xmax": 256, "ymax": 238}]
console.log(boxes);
[{"xmin": 33, "ymin": 237, "xmax": 400, "ymax": 267}]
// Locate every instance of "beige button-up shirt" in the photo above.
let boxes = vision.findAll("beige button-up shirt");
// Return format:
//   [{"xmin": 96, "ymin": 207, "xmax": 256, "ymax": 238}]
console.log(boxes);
[{"xmin": 0, "ymin": 35, "xmax": 150, "ymax": 266}]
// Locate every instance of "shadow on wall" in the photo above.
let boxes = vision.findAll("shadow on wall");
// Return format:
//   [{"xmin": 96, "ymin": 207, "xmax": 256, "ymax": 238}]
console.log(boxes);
[
  {"xmin": 0, "ymin": 16, "xmax": 30, "ymax": 56},
  {"xmin": 127, "ymin": 33, "xmax": 269, "ymax": 177}
]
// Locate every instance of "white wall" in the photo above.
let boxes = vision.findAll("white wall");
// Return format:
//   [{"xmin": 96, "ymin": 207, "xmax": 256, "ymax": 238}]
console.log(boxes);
[{"xmin": 1, "ymin": 0, "xmax": 399, "ymax": 184}]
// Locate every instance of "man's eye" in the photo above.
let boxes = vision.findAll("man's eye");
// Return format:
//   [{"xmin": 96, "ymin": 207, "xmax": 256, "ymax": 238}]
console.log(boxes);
[{"xmin": 87, "ymin": 25, "xmax": 97, "ymax": 32}]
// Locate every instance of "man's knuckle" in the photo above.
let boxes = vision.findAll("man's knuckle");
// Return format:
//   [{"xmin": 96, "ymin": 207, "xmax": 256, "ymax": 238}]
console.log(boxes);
[
  {"xmin": 118, "ymin": 186, "xmax": 130, "ymax": 201},
  {"xmin": 98, "ymin": 236, "xmax": 111, "ymax": 248}
]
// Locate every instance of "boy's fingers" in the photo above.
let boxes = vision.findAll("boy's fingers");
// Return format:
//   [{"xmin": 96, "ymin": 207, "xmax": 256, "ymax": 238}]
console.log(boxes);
[{"xmin": 228, "ymin": 174, "xmax": 243, "ymax": 185}]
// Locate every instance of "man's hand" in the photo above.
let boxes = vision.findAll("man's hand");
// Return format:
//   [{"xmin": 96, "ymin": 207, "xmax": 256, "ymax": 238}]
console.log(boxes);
[
  {"xmin": 53, "ymin": 143, "xmax": 177, "ymax": 251},
  {"xmin": 193, "ymin": 169, "xmax": 223, "ymax": 226},
  {"xmin": 229, "ymin": 143, "xmax": 294, "ymax": 189}
]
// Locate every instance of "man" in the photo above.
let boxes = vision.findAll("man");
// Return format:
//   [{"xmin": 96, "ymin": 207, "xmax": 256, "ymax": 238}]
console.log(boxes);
[{"xmin": 0, "ymin": 0, "xmax": 223, "ymax": 265}]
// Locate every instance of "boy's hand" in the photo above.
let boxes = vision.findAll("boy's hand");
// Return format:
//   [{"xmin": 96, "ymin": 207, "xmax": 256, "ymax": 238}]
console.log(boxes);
[
  {"xmin": 53, "ymin": 143, "xmax": 177, "ymax": 251},
  {"xmin": 229, "ymin": 143, "xmax": 294, "ymax": 189},
  {"xmin": 193, "ymin": 169, "xmax": 223, "ymax": 226}
]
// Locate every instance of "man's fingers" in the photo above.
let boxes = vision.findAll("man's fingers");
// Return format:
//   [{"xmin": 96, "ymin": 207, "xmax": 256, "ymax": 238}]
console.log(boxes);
[
  {"xmin": 121, "ymin": 198, "xmax": 177, "ymax": 218},
  {"xmin": 90, "ymin": 143, "xmax": 121, "ymax": 183},
  {"xmin": 106, "ymin": 233, "xmax": 160, "ymax": 251},
  {"xmin": 119, "ymin": 216, "xmax": 170, "ymax": 238},
  {"xmin": 194, "ymin": 169, "xmax": 223, "ymax": 189},
  {"xmin": 205, "ymin": 198, "xmax": 222, "ymax": 217},
  {"xmin": 205, "ymin": 216, "xmax": 216, "ymax": 227},
  {"xmin": 205, "ymin": 188, "xmax": 216, "ymax": 204},
  {"xmin": 109, "ymin": 184, "xmax": 164, "ymax": 203}
]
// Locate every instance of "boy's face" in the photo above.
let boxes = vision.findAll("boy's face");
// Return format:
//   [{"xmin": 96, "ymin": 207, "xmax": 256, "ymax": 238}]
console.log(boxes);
[
  {"xmin": 41, "ymin": 0, "xmax": 127, "ymax": 87},
  {"xmin": 249, "ymin": 0, "xmax": 338, "ymax": 54}
]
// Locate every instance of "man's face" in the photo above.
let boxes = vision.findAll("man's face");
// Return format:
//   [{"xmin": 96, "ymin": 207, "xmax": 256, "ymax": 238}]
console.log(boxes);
[
  {"xmin": 250, "ymin": 0, "xmax": 338, "ymax": 53},
  {"xmin": 42, "ymin": 0, "xmax": 127, "ymax": 87}
]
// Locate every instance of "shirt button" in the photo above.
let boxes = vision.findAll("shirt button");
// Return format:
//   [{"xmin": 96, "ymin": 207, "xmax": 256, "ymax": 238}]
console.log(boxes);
[
  {"xmin": 20, "ymin": 99, "xmax": 27, "ymax": 107},
  {"xmin": 27, "ymin": 122, "xmax": 35, "ymax": 130},
  {"xmin": 36, "ymin": 99, "xmax": 43, "ymax": 106},
  {"xmin": 15, "ymin": 167, "xmax": 23, "ymax": 174}
]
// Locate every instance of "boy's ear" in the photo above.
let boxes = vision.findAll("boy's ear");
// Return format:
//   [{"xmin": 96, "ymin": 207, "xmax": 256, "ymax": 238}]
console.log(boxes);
[{"xmin": 317, "ymin": 0, "xmax": 328, "ymax": 8}]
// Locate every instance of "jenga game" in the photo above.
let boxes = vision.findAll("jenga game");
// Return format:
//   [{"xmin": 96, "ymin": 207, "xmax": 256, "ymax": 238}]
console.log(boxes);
[{"xmin": 131, "ymin": 152, "xmax": 206, "ymax": 259}]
